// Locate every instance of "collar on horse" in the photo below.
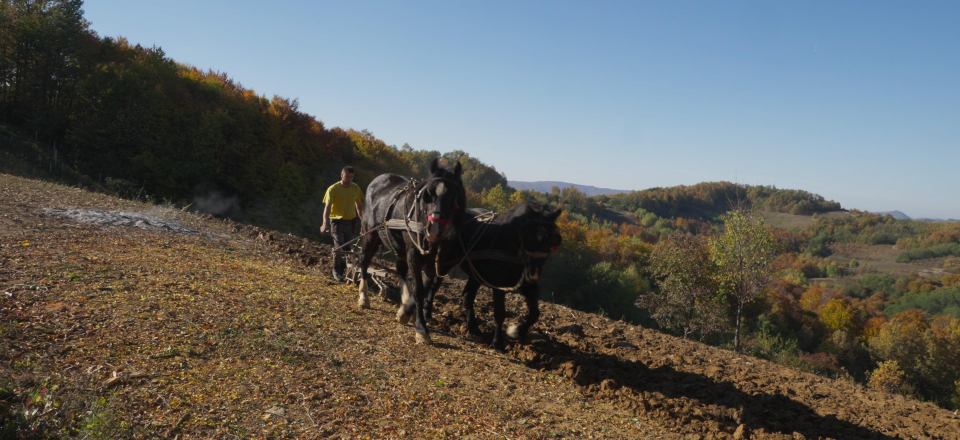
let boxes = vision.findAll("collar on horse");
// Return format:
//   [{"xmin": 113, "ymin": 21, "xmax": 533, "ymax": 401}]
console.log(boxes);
[{"xmin": 378, "ymin": 176, "xmax": 462, "ymax": 255}]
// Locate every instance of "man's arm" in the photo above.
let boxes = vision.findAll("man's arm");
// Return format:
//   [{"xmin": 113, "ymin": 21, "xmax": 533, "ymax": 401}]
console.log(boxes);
[
  {"xmin": 355, "ymin": 200, "xmax": 363, "ymax": 221},
  {"xmin": 320, "ymin": 203, "xmax": 332, "ymax": 233}
]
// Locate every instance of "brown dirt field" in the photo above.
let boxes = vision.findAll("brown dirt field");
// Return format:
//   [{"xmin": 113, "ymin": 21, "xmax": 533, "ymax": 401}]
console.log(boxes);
[{"xmin": 2, "ymin": 173, "xmax": 959, "ymax": 439}]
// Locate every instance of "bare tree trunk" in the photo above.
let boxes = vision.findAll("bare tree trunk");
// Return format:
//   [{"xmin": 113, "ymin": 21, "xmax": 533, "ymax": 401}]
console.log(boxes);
[
  {"xmin": 734, "ymin": 300, "xmax": 743, "ymax": 352},
  {"xmin": 734, "ymin": 259, "xmax": 745, "ymax": 352}
]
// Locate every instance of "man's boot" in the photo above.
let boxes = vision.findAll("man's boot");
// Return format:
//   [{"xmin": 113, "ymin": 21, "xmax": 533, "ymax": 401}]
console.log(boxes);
[{"xmin": 332, "ymin": 256, "xmax": 345, "ymax": 282}]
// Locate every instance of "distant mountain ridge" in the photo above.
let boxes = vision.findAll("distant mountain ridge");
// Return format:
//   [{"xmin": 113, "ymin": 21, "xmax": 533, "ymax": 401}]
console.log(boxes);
[
  {"xmin": 916, "ymin": 218, "xmax": 960, "ymax": 223},
  {"xmin": 873, "ymin": 210, "xmax": 959, "ymax": 223},
  {"xmin": 509, "ymin": 180, "xmax": 632, "ymax": 197},
  {"xmin": 874, "ymin": 211, "xmax": 911, "ymax": 220}
]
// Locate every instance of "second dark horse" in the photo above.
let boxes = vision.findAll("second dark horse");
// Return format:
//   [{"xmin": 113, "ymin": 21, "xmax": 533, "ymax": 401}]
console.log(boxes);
[
  {"xmin": 399, "ymin": 201, "xmax": 563, "ymax": 351},
  {"xmin": 357, "ymin": 158, "xmax": 464, "ymax": 345}
]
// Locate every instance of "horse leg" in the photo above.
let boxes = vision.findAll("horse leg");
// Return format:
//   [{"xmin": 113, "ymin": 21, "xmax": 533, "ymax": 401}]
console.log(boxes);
[
  {"xmin": 357, "ymin": 232, "xmax": 381, "ymax": 309},
  {"xmin": 491, "ymin": 288, "xmax": 507, "ymax": 352},
  {"xmin": 462, "ymin": 278, "xmax": 483, "ymax": 340},
  {"xmin": 508, "ymin": 284, "xmax": 540, "ymax": 341},
  {"xmin": 395, "ymin": 257, "xmax": 414, "ymax": 324},
  {"xmin": 409, "ymin": 250, "xmax": 432, "ymax": 345},
  {"xmin": 422, "ymin": 266, "xmax": 439, "ymax": 322}
]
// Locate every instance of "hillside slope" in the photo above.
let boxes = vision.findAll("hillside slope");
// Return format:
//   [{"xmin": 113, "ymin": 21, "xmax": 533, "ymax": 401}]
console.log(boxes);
[{"xmin": 2, "ymin": 173, "xmax": 959, "ymax": 439}]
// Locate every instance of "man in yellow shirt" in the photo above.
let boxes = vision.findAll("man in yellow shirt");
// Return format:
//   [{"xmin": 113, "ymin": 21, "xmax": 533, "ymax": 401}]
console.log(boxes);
[{"xmin": 321, "ymin": 166, "xmax": 364, "ymax": 282}]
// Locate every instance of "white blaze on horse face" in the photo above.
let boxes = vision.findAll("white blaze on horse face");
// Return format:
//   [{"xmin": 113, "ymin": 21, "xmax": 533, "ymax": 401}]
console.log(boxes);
[{"xmin": 435, "ymin": 181, "xmax": 446, "ymax": 197}]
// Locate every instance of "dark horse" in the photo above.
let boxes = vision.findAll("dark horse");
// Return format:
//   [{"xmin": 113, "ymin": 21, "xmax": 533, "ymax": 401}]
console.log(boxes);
[
  {"xmin": 399, "ymin": 201, "xmax": 563, "ymax": 351},
  {"xmin": 357, "ymin": 158, "xmax": 465, "ymax": 345}
]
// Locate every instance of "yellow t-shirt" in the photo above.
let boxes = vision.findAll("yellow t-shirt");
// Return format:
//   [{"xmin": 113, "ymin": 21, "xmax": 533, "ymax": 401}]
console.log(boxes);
[{"xmin": 323, "ymin": 182, "xmax": 363, "ymax": 220}]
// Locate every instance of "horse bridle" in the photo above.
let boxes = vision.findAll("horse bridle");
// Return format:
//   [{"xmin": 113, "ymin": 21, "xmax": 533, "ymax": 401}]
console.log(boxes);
[{"xmin": 516, "ymin": 219, "xmax": 562, "ymax": 282}]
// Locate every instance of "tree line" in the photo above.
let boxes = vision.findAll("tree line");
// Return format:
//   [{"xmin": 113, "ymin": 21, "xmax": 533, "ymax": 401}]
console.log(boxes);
[
  {"xmin": 0, "ymin": 0, "xmax": 511, "ymax": 240},
  {"xmin": 601, "ymin": 182, "xmax": 842, "ymax": 219}
]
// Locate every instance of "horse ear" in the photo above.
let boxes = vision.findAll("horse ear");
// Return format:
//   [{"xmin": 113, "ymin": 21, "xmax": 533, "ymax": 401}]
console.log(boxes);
[
  {"xmin": 524, "ymin": 203, "xmax": 535, "ymax": 216},
  {"xmin": 549, "ymin": 207, "xmax": 563, "ymax": 222},
  {"xmin": 454, "ymin": 161, "xmax": 463, "ymax": 177},
  {"xmin": 429, "ymin": 157, "xmax": 440, "ymax": 176}
]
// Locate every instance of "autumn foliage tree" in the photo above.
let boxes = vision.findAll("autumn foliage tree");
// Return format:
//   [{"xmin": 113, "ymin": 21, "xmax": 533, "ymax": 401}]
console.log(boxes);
[
  {"xmin": 639, "ymin": 231, "xmax": 727, "ymax": 340},
  {"xmin": 480, "ymin": 184, "xmax": 512, "ymax": 213},
  {"xmin": 819, "ymin": 298, "xmax": 860, "ymax": 334},
  {"xmin": 869, "ymin": 311, "xmax": 960, "ymax": 407},
  {"xmin": 867, "ymin": 360, "xmax": 914, "ymax": 396}
]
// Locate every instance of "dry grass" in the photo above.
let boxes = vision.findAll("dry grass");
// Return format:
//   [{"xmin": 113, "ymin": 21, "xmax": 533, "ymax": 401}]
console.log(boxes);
[
  {"xmin": 763, "ymin": 211, "xmax": 849, "ymax": 231},
  {"xmin": 827, "ymin": 243, "xmax": 948, "ymax": 276}
]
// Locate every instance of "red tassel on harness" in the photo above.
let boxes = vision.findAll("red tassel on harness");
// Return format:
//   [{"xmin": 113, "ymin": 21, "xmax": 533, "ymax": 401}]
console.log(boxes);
[
  {"xmin": 428, "ymin": 215, "xmax": 450, "ymax": 226},
  {"xmin": 551, "ymin": 246, "xmax": 560, "ymax": 254}
]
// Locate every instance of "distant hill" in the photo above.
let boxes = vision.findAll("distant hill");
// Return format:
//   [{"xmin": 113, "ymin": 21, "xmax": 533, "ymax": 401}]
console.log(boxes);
[
  {"xmin": 602, "ymin": 182, "xmax": 842, "ymax": 220},
  {"xmin": 873, "ymin": 211, "xmax": 960, "ymax": 222},
  {"xmin": 916, "ymin": 218, "xmax": 960, "ymax": 223},
  {"xmin": 874, "ymin": 210, "xmax": 911, "ymax": 220},
  {"xmin": 509, "ymin": 180, "xmax": 632, "ymax": 197}
]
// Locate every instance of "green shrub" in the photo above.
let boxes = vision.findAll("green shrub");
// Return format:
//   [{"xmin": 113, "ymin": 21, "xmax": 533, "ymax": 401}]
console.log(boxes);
[
  {"xmin": 896, "ymin": 243, "xmax": 960, "ymax": 263},
  {"xmin": 884, "ymin": 286, "xmax": 960, "ymax": 319}
]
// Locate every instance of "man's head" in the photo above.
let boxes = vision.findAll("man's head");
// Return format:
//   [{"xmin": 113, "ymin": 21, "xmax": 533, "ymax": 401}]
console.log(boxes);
[{"xmin": 340, "ymin": 166, "xmax": 355, "ymax": 186}]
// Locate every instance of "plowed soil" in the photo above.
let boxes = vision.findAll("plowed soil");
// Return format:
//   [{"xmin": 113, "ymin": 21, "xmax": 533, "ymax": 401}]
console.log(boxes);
[{"xmin": 2, "ymin": 173, "xmax": 959, "ymax": 439}]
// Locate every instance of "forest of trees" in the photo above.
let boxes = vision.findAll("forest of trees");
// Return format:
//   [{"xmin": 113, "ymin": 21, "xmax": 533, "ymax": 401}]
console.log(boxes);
[
  {"xmin": 0, "ymin": 0, "xmax": 512, "ymax": 240},
  {"xmin": 4, "ymin": 0, "xmax": 960, "ymax": 411},
  {"xmin": 602, "ymin": 182, "xmax": 842, "ymax": 219}
]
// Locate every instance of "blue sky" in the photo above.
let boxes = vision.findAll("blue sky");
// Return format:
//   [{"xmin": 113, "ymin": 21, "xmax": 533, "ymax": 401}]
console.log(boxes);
[{"xmin": 84, "ymin": 1, "xmax": 960, "ymax": 218}]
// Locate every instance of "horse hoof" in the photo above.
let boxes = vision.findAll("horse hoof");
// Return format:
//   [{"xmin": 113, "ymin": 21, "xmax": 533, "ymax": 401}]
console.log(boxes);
[
  {"xmin": 358, "ymin": 294, "xmax": 370, "ymax": 309},
  {"xmin": 396, "ymin": 307, "xmax": 411, "ymax": 325},
  {"xmin": 507, "ymin": 324, "xmax": 522, "ymax": 339},
  {"xmin": 415, "ymin": 333, "xmax": 432, "ymax": 345}
]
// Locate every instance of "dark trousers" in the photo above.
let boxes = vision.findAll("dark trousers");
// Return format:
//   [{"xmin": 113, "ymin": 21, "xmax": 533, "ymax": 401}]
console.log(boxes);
[{"xmin": 331, "ymin": 218, "xmax": 359, "ymax": 279}]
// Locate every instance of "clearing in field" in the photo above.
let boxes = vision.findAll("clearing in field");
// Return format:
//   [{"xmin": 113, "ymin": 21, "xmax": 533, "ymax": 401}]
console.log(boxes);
[{"xmin": 763, "ymin": 210, "xmax": 849, "ymax": 231}]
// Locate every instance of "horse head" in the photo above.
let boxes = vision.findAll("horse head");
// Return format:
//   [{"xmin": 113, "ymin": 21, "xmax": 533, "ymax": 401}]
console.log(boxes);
[
  {"xmin": 517, "ymin": 202, "xmax": 563, "ymax": 282},
  {"xmin": 420, "ymin": 157, "xmax": 464, "ymax": 244}
]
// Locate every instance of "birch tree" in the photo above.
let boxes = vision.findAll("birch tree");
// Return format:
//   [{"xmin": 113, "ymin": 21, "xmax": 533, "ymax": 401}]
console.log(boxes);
[{"xmin": 711, "ymin": 208, "xmax": 779, "ymax": 352}]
